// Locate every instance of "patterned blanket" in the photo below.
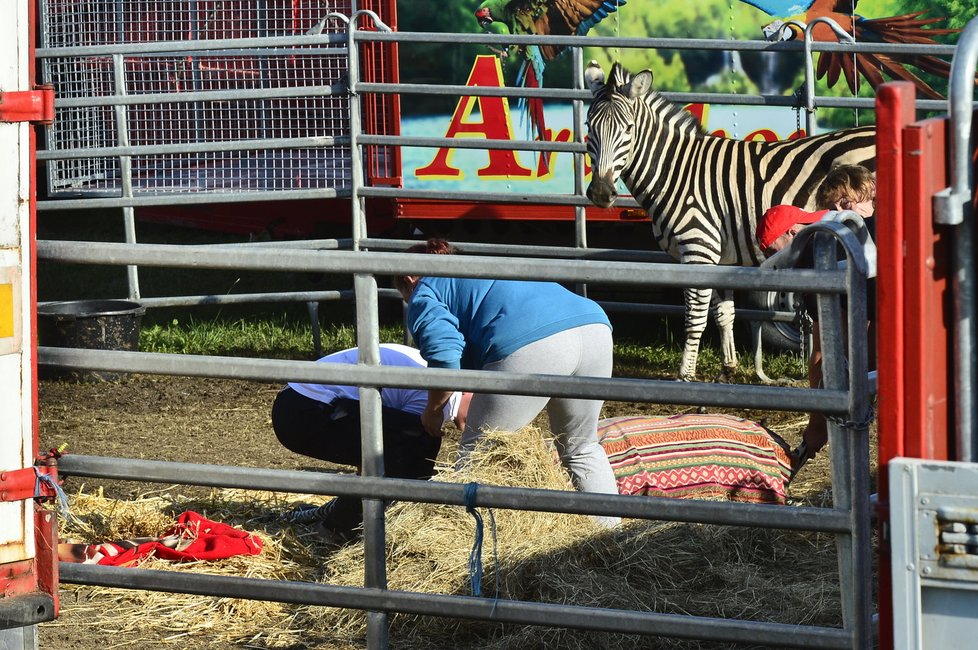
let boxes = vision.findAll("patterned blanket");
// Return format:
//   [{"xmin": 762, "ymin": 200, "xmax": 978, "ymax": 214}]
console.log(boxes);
[{"xmin": 598, "ymin": 414, "xmax": 793, "ymax": 505}]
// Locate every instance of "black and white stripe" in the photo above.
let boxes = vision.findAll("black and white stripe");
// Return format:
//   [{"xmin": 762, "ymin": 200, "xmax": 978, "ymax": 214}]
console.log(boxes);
[{"xmin": 584, "ymin": 61, "xmax": 874, "ymax": 381}]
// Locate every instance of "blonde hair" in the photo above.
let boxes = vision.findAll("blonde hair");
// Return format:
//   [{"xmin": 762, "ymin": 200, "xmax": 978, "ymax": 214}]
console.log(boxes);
[{"xmin": 815, "ymin": 164, "xmax": 876, "ymax": 211}]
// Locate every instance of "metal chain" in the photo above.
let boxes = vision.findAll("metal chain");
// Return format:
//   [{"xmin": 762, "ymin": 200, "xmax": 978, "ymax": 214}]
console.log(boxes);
[
  {"xmin": 796, "ymin": 299, "xmax": 813, "ymax": 361},
  {"xmin": 827, "ymin": 404, "xmax": 877, "ymax": 431},
  {"xmin": 793, "ymin": 86, "xmax": 804, "ymax": 136}
]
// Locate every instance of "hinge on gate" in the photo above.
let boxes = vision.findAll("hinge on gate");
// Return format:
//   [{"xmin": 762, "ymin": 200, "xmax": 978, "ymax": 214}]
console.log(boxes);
[
  {"xmin": 0, "ymin": 465, "xmax": 59, "ymax": 503},
  {"xmin": 0, "ymin": 85, "xmax": 55, "ymax": 125}
]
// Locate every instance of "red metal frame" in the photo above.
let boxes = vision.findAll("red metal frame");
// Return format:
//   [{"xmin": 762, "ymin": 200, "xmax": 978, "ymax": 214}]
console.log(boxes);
[
  {"xmin": 876, "ymin": 82, "xmax": 914, "ymax": 467},
  {"xmin": 395, "ymin": 198, "xmax": 648, "ymax": 223},
  {"xmin": 874, "ymin": 84, "xmax": 911, "ymax": 650},
  {"xmin": 875, "ymin": 80, "xmax": 964, "ymax": 650},
  {"xmin": 0, "ymin": 0, "xmax": 59, "ymax": 624},
  {"xmin": 901, "ymin": 118, "xmax": 953, "ymax": 461},
  {"xmin": 360, "ymin": 0, "xmax": 401, "ymax": 188},
  {"xmin": 0, "ymin": 88, "xmax": 54, "ymax": 124}
]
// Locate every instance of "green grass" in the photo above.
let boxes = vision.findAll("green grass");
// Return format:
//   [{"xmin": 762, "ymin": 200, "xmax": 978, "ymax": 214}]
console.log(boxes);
[
  {"xmin": 41, "ymin": 210, "xmax": 808, "ymax": 380},
  {"xmin": 140, "ymin": 317, "xmax": 407, "ymax": 360},
  {"xmin": 137, "ymin": 314, "xmax": 808, "ymax": 384},
  {"xmin": 614, "ymin": 337, "xmax": 806, "ymax": 382}
]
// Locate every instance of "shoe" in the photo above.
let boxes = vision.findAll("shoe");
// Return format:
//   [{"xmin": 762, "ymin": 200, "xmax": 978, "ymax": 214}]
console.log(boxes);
[
  {"xmin": 316, "ymin": 519, "xmax": 361, "ymax": 546},
  {"xmin": 281, "ymin": 502, "xmax": 331, "ymax": 525}
]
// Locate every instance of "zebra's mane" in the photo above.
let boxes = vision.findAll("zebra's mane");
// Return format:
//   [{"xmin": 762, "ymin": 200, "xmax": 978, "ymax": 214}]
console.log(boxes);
[
  {"xmin": 599, "ymin": 63, "xmax": 705, "ymax": 137},
  {"xmin": 644, "ymin": 89, "xmax": 706, "ymax": 137}
]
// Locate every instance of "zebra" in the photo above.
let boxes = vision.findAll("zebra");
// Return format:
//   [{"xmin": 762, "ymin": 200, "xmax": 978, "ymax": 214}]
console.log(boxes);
[{"xmin": 583, "ymin": 61, "xmax": 875, "ymax": 382}]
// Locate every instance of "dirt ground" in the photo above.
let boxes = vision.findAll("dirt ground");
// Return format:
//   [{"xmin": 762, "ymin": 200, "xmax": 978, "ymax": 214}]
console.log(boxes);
[
  {"xmin": 37, "ymin": 376, "xmax": 290, "ymax": 650},
  {"xmin": 35, "ymin": 373, "xmax": 835, "ymax": 650}
]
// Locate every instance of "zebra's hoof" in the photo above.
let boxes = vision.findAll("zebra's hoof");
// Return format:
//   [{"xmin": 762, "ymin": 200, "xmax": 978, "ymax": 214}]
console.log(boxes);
[{"xmin": 715, "ymin": 366, "xmax": 738, "ymax": 384}]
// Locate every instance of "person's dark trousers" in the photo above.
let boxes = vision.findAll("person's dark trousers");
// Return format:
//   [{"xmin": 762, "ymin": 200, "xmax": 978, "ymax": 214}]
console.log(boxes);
[{"xmin": 271, "ymin": 387, "xmax": 442, "ymax": 536}]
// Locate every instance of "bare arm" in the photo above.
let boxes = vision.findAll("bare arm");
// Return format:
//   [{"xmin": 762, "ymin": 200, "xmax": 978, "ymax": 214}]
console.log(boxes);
[{"xmin": 422, "ymin": 389, "xmax": 454, "ymax": 437}]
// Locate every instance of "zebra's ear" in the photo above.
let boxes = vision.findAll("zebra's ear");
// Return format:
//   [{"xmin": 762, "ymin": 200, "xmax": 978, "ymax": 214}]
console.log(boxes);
[
  {"xmin": 625, "ymin": 70, "xmax": 654, "ymax": 100},
  {"xmin": 584, "ymin": 60, "xmax": 606, "ymax": 97},
  {"xmin": 608, "ymin": 61, "xmax": 627, "ymax": 90}
]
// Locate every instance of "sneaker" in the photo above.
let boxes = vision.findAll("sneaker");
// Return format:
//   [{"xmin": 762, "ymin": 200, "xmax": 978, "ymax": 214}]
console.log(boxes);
[
  {"xmin": 316, "ymin": 519, "xmax": 361, "ymax": 546},
  {"xmin": 281, "ymin": 502, "xmax": 331, "ymax": 525}
]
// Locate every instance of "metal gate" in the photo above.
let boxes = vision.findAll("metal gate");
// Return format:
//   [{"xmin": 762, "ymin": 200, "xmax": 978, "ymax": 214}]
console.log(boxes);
[
  {"xmin": 25, "ymin": 7, "xmax": 943, "ymax": 649},
  {"xmin": 36, "ymin": 0, "xmax": 398, "ymax": 199},
  {"xmin": 876, "ymin": 16, "xmax": 978, "ymax": 649}
]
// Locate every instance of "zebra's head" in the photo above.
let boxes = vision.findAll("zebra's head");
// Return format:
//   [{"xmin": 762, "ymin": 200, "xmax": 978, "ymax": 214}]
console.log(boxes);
[{"xmin": 584, "ymin": 61, "xmax": 653, "ymax": 209}]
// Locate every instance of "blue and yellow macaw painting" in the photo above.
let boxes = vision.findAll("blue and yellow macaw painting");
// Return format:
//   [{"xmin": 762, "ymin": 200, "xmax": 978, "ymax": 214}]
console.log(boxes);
[{"xmin": 473, "ymin": 0, "xmax": 628, "ymax": 140}]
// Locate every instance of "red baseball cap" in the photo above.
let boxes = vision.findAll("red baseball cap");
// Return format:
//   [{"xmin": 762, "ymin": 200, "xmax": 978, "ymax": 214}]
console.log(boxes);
[{"xmin": 756, "ymin": 205, "xmax": 829, "ymax": 251}]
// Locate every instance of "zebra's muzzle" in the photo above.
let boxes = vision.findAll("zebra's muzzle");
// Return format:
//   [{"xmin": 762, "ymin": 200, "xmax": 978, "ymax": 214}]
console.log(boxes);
[{"xmin": 586, "ymin": 179, "xmax": 617, "ymax": 208}]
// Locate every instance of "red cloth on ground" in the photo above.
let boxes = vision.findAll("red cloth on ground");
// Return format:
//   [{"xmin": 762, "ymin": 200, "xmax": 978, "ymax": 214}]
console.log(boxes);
[{"xmin": 59, "ymin": 510, "xmax": 263, "ymax": 567}]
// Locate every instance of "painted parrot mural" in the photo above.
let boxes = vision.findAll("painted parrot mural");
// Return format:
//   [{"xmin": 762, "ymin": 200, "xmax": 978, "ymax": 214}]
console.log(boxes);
[
  {"xmin": 474, "ymin": 0, "xmax": 627, "ymax": 142},
  {"xmin": 476, "ymin": 0, "xmax": 961, "ymax": 112},
  {"xmin": 745, "ymin": 0, "xmax": 959, "ymax": 99}
]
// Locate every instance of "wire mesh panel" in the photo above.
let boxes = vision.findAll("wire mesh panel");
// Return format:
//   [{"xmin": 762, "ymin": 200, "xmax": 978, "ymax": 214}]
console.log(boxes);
[{"xmin": 37, "ymin": 0, "xmax": 395, "ymax": 199}]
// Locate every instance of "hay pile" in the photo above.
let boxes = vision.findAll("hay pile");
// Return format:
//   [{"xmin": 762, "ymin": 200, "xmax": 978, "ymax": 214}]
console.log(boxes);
[{"xmin": 52, "ymin": 425, "xmax": 844, "ymax": 649}]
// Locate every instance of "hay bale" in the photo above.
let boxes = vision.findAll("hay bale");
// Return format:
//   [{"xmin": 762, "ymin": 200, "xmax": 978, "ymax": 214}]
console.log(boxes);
[
  {"xmin": 308, "ymin": 427, "xmax": 841, "ymax": 649},
  {"xmin": 53, "ymin": 426, "xmax": 843, "ymax": 649}
]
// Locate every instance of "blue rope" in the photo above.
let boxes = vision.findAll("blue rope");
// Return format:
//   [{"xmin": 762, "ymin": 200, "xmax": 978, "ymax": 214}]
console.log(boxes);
[
  {"xmin": 36, "ymin": 468, "xmax": 75, "ymax": 523},
  {"xmin": 464, "ymin": 482, "xmax": 484, "ymax": 596},
  {"xmin": 463, "ymin": 483, "xmax": 499, "ymax": 596},
  {"xmin": 464, "ymin": 482, "xmax": 500, "ymax": 600}
]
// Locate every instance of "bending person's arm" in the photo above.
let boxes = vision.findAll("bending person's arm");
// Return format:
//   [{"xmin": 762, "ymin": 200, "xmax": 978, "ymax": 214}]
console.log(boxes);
[{"xmin": 422, "ymin": 389, "xmax": 455, "ymax": 437}]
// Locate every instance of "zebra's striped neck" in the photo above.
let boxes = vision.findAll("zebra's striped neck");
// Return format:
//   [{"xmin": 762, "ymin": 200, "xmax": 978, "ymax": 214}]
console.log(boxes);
[
  {"xmin": 621, "ymin": 92, "xmax": 709, "ymax": 216},
  {"xmin": 645, "ymin": 91, "xmax": 705, "ymax": 138}
]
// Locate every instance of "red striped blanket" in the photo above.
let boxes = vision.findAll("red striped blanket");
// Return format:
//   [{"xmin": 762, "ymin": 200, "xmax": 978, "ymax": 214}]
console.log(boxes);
[
  {"xmin": 598, "ymin": 414, "xmax": 793, "ymax": 505},
  {"xmin": 57, "ymin": 511, "xmax": 263, "ymax": 567}
]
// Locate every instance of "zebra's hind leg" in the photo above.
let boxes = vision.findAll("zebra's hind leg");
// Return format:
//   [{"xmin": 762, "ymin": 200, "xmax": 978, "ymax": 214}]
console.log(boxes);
[
  {"xmin": 711, "ymin": 289, "xmax": 739, "ymax": 383},
  {"xmin": 678, "ymin": 286, "xmax": 713, "ymax": 381}
]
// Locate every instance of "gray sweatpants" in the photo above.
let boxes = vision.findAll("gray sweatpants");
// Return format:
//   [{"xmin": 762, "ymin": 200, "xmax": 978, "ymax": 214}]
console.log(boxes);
[{"xmin": 460, "ymin": 323, "xmax": 620, "ymax": 528}]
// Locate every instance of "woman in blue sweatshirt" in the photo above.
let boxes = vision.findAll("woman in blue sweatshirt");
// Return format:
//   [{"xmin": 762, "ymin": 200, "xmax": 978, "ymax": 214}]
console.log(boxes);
[{"xmin": 395, "ymin": 238, "xmax": 619, "ymax": 527}]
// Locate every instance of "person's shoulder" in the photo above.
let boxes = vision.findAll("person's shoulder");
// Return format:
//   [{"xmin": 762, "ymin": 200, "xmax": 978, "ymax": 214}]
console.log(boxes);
[
  {"xmin": 379, "ymin": 343, "xmax": 427, "ymax": 367},
  {"xmin": 317, "ymin": 346, "xmax": 358, "ymax": 364}
]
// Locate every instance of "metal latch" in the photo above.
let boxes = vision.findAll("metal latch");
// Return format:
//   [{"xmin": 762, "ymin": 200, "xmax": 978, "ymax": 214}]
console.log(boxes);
[
  {"xmin": 937, "ymin": 506, "xmax": 978, "ymax": 571},
  {"xmin": 0, "ymin": 86, "xmax": 55, "ymax": 125},
  {"xmin": 933, "ymin": 186, "xmax": 967, "ymax": 226}
]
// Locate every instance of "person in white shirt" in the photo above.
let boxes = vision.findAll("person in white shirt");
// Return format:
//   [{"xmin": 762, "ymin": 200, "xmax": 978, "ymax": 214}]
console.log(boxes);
[{"xmin": 272, "ymin": 344, "xmax": 471, "ymax": 542}]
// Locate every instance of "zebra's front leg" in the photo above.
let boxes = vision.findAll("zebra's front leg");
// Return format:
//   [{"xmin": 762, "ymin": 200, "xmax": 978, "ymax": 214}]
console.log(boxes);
[
  {"xmin": 711, "ymin": 289, "xmax": 739, "ymax": 383},
  {"xmin": 679, "ymin": 286, "xmax": 714, "ymax": 381}
]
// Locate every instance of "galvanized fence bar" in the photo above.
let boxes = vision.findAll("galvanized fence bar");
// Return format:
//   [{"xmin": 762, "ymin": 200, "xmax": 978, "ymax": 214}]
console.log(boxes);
[
  {"xmin": 110, "ymin": 52, "xmax": 141, "ymax": 301},
  {"xmin": 54, "ymin": 455, "xmax": 851, "ymax": 532},
  {"xmin": 356, "ymin": 29, "xmax": 957, "ymax": 58},
  {"xmin": 37, "ymin": 346, "xmax": 850, "ymax": 414},
  {"xmin": 36, "ymin": 189, "xmax": 349, "ymax": 211},
  {"xmin": 353, "ymin": 80, "xmax": 941, "ymax": 112},
  {"xmin": 35, "ymin": 240, "xmax": 848, "ymax": 294},
  {"xmin": 35, "ymin": 33, "xmax": 348, "ymax": 58},
  {"xmin": 354, "ymin": 272, "xmax": 390, "ymax": 647},
  {"xmin": 940, "ymin": 17, "xmax": 978, "ymax": 462},
  {"xmin": 58, "ymin": 563, "xmax": 853, "ymax": 649},
  {"xmin": 810, "ymin": 226, "xmax": 874, "ymax": 645},
  {"xmin": 35, "ymin": 136, "xmax": 349, "ymax": 161},
  {"xmin": 49, "ymin": 83, "xmax": 349, "ymax": 109}
]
